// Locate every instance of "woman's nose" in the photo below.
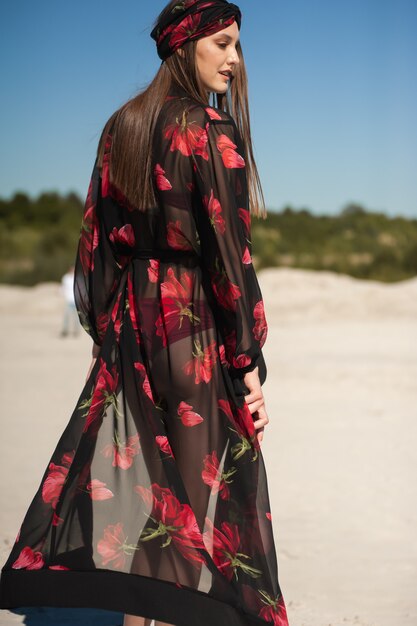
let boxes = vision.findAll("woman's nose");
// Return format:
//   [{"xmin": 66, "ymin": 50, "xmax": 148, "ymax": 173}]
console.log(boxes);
[{"xmin": 228, "ymin": 47, "xmax": 240, "ymax": 65}]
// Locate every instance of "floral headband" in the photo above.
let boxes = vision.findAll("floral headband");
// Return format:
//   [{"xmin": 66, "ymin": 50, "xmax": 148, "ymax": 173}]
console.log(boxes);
[{"xmin": 151, "ymin": 0, "xmax": 242, "ymax": 61}]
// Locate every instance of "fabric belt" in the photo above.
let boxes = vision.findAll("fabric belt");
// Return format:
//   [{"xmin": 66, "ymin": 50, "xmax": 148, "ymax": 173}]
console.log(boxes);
[{"xmin": 131, "ymin": 248, "xmax": 201, "ymax": 264}]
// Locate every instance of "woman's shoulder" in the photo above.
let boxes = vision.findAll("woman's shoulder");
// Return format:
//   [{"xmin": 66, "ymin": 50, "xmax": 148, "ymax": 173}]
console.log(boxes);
[{"xmin": 162, "ymin": 88, "xmax": 235, "ymax": 129}]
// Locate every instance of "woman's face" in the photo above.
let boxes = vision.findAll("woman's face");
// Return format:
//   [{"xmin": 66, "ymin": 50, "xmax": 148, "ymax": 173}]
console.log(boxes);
[{"xmin": 194, "ymin": 21, "xmax": 240, "ymax": 94}]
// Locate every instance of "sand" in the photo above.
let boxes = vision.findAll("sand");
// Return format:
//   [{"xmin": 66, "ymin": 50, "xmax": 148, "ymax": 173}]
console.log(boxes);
[{"xmin": 0, "ymin": 268, "xmax": 416, "ymax": 626}]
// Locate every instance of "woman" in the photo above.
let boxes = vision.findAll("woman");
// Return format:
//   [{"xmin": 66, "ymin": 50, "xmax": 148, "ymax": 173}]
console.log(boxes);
[{"xmin": 0, "ymin": 2, "xmax": 289, "ymax": 625}]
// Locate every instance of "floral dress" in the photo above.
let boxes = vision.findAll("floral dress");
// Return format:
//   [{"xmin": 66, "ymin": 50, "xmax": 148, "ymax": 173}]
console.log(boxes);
[{"xmin": 0, "ymin": 84, "xmax": 289, "ymax": 626}]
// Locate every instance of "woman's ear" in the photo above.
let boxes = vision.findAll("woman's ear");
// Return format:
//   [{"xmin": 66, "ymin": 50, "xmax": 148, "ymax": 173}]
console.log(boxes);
[{"xmin": 176, "ymin": 47, "xmax": 185, "ymax": 58}]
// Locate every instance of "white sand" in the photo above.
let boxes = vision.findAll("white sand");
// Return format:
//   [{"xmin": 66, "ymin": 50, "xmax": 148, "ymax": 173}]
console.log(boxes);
[{"xmin": 0, "ymin": 268, "xmax": 416, "ymax": 626}]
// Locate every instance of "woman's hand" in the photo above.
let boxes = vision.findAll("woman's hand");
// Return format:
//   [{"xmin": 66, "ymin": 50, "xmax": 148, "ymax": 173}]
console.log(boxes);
[{"xmin": 243, "ymin": 365, "xmax": 269, "ymax": 445}]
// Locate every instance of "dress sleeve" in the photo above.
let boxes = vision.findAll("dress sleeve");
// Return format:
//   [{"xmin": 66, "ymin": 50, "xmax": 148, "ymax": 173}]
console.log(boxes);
[
  {"xmin": 74, "ymin": 143, "xmax": 122, "ymax": 346},
  {"xmin": 191, "ymin": 108, "xmax": 268, "ymax": 384}
]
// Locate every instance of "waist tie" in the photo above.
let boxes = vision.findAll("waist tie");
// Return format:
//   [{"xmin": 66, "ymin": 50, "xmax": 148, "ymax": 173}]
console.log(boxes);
[{"xmin": 131, "ymin": 248, "xmax": 201, "ymax": 264}]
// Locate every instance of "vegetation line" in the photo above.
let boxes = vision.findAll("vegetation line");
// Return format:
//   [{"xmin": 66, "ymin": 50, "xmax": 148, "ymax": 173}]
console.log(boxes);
[{"xmin": 1, "ymin": 193, "xmax": 416, "ymax": 285}]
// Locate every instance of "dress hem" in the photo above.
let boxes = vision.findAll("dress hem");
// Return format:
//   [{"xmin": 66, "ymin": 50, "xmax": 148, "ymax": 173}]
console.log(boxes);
[{"xmin": 0, "ymin": 569, "xmax": 274, "ymax": 626}]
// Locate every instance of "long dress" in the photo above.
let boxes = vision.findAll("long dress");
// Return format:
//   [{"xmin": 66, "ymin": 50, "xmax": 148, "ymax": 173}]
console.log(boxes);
[{"xmin": 0, "ymin": 84, "xmax": 289, "ymax": 626}]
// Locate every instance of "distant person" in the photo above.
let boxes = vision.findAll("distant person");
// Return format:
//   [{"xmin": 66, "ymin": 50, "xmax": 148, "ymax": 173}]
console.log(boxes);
[{"xmin": 60, "ymin": 265, "xmax": 79, "ymax": 337}]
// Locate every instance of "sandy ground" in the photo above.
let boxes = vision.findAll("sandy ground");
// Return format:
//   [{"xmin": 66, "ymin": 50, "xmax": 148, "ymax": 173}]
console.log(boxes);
[{"xmin": 0, "ymin": 268, "xmax": 416, "ymax": 626}]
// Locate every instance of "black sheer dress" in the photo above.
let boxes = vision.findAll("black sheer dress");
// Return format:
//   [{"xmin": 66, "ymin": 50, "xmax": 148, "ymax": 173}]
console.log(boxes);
[{"xmin": 0, "ymin": 85, "xmax": 289, "ymax": 626}]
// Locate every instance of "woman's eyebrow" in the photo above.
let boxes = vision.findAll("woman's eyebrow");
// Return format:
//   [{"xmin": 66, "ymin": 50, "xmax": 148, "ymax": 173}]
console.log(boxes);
[{"xmin": 215, "ymin": 33, "xmax": 240, "ymax": 43}]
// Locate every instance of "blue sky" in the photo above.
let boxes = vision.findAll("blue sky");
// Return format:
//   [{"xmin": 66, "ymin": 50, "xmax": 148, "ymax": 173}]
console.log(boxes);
[{"xmin": 1, "ymin": 0, "xmax": 416, "ymax": 217}]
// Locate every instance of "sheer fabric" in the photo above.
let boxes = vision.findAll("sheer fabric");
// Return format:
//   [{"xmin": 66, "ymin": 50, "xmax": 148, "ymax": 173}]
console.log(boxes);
[{"xmin": 0, "ymin": 86, "xmax": 289, "ymax": 626}]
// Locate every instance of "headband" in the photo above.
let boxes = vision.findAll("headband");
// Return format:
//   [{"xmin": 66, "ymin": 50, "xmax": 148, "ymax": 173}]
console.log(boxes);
[{"xmin": 151, "ymin": 0, "xmax": 242, "ymax": 61}]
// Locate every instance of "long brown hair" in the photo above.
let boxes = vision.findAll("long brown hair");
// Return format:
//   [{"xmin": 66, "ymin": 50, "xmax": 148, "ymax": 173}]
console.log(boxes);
[{"xmin": 96, "ymin": 1, "xmax": 266, "ymax": 219}]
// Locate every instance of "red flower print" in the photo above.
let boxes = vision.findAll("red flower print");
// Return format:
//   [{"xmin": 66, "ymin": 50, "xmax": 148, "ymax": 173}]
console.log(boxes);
[
  {"xmin": 183, "ymin": 338, "xmax": 218, "ymax": 384},
  {"xmin": 100, "ymin": 134, "xmax": 136, "ymax": 210},
  {"xmin": 167, "ymin": 220, "xmax": 193, "ymax": 250},
  {"xmin": 206, "ymin": 107, "xmax": 222, "ymax": 121},
  {"xmin": 203, "ymin": 518, "xmax": 262, "ymax": 581},
  {"xmin": 79, "ymin": 193, "xmax": 99, "ymax": 275},
  {"xmin": 240, "ymin": 586, "xmax": 289, "ymax": 626},
  {"xmin": 95, "ymin": 312, "xmax": 109, "ymax": 341},
  {"xmin": 253, "ymin": 300, "xmax": 268, "ymax": 348},
  {"xmin": 155, "ymin": 268, "xmax": 200, "ymax": 346},
  {"xmin": 177, "ymin": 401, "xmax": 204, "ymax": 427},
  {"xmin": 168, "ymin": 13, "xmax": 202, "ymax": 50},
  {"xmin": 164, "ymin": 110, "xmax": 207, "ymax": 157},
  {"xmin": 221, "ymin": 147, "xmax": 246, "ymax": 169},
  {"xmin": 211, "ymin": 270, "xmax": 241, "ymax": 311},
  {"xmin": 79, "ymin": 358, "xmax": 119, "ymax": 435},
  {"xmin": 110, "ymin": 291, "xmax": 123, "ymax": 341},
  {"xmin": 134, "ymin": 483, "xmax": 206, "ymax": 566},
  {"xmin": 155, "ymin": 435, "xmax": 174, "ymax": 458},
  {"xmin": 203, "ymin": 190, "xmax": 226, "ymax": 234},
  {"xmin": 154, "ymin": 164, "xmax": 172, "ymax": 191},
  {"xmin": 232, "ymin": 353, "xmax": 252, "ymax": 369},
  {"xmin": 216, "ymin": 134, "xmax": 238, "ymax": 153},
  {"xmin": 218, "ymin": 399, "xmax": 257, "ymax": 460},
  {"xmin": 101, "ymin": 431, "xmax": 141, "ymax": 470},
  {"xmin": 242, "ymin": 246, "xmax": 252, "ymax": 264},
  {"xmin": 41, "ymin": 450, "xmax": 75, "ymax": 509},
  {"xmin": 216, "ymin": 134, "xmax": 245, "ymax": 169},
  {"xmin": 238, "ymin": 207, "xmax": 251, "ymax": 236},
  {"xmin": 49, "ymin": 564, "xmax": 70, "ymax": 570},
  {"xmin": 52, "ymin": 512, "xmax": 64, "ymax": 526},
  {"xmin": 164, "ymin": 2, "xmax": 226, "ymax": 50},
  {"xmin": 231, "ymin": 403, "xmax": 259, "ymax": 459},
  {"xmin": 161, "ymin": 267, "xmax": 194, "ymax": 305},
  {"xmin": 61, "ymin": 451, "xmax": 74, "ymax": 465},
  {"xmin": 12, "ymin": 546, "xmax": 45, "ymax": 570},
  {"xmin": 133, "ymin": 362, "xmax": 154, "ymax": 401},
  {"xmin": 86, "ymin": 479, "xmax": 114, "ymax": 500},
  {"xmin": 134, "ymin": 362, "xmax": 155, "ymax": 403},
  {"xmin": 97, "ymin": 522, "xmax": 139, "ymax": 569},
  {"xmin": 148, "ymin": 259, "xmax": 160, "ymax": 283},
  {"xmin": 109, "ymin": 224, "xmax": 135, "ymax": 247},
  {"xmin": 194, "ymin": 126, "xmax": 209, "ymax": 160},
  {"xmin": 258, "ymin": 591, "xmax": 289, "ymax": 626},
  {"xmin": 218, "ymin": 343, "xmax": 229, "ymax": 367},
  {"xmin": 266, "ymin": 512, "xmax": 272, "ymax": 521},
  {"xmin": 157, "ymin": 22, "xmax": 175, "ymax": 45},
  {"xmin": 201, "ymin": 451, "xmax": 236, "ymax": 500}
]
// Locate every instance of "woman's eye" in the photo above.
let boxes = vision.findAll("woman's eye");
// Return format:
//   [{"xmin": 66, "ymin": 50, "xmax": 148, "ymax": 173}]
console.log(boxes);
[{"xmin": 218, "ymin": 43, "xmax": 228, "ymax": 49}]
